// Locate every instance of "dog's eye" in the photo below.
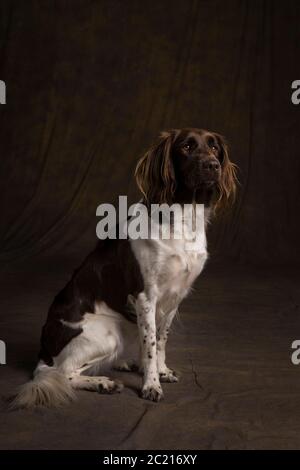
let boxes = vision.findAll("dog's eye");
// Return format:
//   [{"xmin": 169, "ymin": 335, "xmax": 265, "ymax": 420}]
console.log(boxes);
[
  {"xmin": 182, "ymin": 144, "xmax": 191, "ymax": 152},
  {"xmin": 211, "ymin": 145, "xmax": 217, "ymax": 152}
]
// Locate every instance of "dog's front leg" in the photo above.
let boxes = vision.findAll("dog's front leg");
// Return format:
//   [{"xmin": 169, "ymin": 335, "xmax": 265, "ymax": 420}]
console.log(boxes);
[
  {"xmin": 157, "ymin": 309, "xmax": 178, "ymax": 383},
  {"xmin": 136, "ymin": 292, "xmax": 163, "ymax": 402}
]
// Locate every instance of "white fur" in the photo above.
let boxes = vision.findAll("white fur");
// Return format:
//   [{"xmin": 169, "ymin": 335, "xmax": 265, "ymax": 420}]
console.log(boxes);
[
  {"xmin": 130, "ymin": 207, "xmax": 209, "ymax": 400},
  {"xmin": 10, "ymin": 365, "xmax": 75, "ymax": 409},
  {"xmin": 12, "ymin": 207, "xmax": 209, "ymax": 407}
]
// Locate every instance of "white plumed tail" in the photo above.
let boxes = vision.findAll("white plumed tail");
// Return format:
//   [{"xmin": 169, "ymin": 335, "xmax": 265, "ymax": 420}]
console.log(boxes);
[{"xmin": 10, "ymin": 363, "xmax": 76, "ymax": 409}]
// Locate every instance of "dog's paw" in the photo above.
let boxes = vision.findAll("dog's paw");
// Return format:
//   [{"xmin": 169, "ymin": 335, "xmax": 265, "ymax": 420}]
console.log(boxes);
[
  {"xmin": 159, "ymin": 368, "xmax": 179, "ymax": 383},
  {"xmin": 141, "ymin": 383, "xmax": 163, "ymax": 402},
  {"xmin": 97, "ymin": 378, "xmax": 124, "ymax": 394}
]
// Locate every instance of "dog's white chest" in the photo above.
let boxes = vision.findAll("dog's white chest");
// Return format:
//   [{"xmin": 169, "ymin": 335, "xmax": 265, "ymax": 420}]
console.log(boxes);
[
  {"xmin": 130, "ymin": 209, "xmax": 209, "ymax": 313},
  {"xmin": 157, "ymin": 240, "xmax": 207, "ymax": 301},
  {"xmin": 131, "ymin": 237, "xmax": 207, "ymax": 316}
]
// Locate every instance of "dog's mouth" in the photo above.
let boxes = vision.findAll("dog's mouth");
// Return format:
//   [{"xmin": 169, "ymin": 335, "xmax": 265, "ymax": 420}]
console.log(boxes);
[
  {"xmin": 195, "ymin": 177, "xmax": 218, "ymax": 188},
  {"xmin": 184, "ymin": 172, "xmax": 220, "ymax": 191},
  {"xmin": 202, "ymin": 170, "xmax": 221, "ymax": 186}
]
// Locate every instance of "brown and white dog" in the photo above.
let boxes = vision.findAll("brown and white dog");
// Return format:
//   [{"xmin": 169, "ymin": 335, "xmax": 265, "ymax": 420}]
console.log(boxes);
[{"xmin": 12, "ymin": 128, "xmax": 237, "ymax": 407}]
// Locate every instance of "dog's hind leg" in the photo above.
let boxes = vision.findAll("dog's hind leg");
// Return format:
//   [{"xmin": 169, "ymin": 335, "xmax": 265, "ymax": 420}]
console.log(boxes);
[
  {"xmin": 11, "ymin": 303, "xmax": 126, "ymax": 408},
  {"xmin": 56, "ymin": 304, "xmax": 126, "ymax": 395},
  {"xmin": 68, "ymin": 357, "xmax": 123, "ymax": 394},
  {"xmin": 69, "ymin": 374, "xmax": 123, "ymax": 393}
]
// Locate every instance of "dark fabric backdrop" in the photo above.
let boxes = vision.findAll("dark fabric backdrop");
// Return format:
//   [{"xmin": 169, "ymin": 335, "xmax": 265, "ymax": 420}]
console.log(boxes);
[{"xmin": 0, "ymin": 0, "xmax": 300, "ymax": 266}]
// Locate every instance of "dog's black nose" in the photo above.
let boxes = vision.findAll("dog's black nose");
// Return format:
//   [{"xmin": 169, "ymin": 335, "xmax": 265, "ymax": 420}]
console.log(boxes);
[{"xmin": 202, "ymin": 159, "xmax": 220, "ymax": 172}]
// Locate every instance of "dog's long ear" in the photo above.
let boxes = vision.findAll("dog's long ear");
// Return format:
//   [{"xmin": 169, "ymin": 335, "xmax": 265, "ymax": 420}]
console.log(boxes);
[
  {"xmin": 213, "ymin": 133, "xmax": 238, "ymax": 211},
  {"xmin": 135, "ymin": 130, "xmax": 178, "ymax": 205}
]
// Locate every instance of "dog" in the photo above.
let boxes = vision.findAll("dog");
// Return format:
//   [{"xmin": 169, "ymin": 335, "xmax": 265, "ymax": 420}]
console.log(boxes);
[{"xmin": 11, "ymin": 128, "xmax": 237, "ymax": 408}]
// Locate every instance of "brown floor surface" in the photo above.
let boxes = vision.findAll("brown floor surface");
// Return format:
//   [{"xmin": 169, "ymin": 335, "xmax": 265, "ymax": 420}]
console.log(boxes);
[{"xmin": 0, "ymin": 257, "xmax": 300, "ymax": 450}]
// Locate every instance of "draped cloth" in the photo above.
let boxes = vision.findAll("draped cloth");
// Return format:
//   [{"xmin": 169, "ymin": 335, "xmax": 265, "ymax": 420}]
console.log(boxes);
[{"xmin": 0, "ymin": 0, "xmax": 299, "ymax": 265}]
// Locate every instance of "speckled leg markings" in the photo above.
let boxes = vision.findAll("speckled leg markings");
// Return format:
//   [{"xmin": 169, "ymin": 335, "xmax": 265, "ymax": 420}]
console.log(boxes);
[
  {"xmin": 136, "ymin": 292, "xmax": 163, "ymax": 402},
  {"xmin": 157, "ymin": 309, "xmax": 179, "ymax": 383}
]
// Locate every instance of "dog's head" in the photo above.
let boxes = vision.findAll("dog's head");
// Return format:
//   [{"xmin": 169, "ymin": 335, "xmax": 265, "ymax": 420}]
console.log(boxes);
[{"xmin": 135, "ymin": 128, "xmax": 237, "ymax": 210}]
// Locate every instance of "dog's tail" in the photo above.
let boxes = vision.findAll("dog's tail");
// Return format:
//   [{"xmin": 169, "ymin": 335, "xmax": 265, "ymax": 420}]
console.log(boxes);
[{"xmin": 9, "ymin": 363, "xmax": 75, "ymax": 409}]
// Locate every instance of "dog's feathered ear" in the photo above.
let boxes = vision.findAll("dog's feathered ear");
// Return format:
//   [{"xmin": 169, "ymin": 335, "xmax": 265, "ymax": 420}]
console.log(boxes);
[
  {"xmin": 135, "ymin": 130, "xmax": 178, "ymax": 205},
  {"xmin": 213, "ymin": 133, "xmax": 238, "ymax": 211}
]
